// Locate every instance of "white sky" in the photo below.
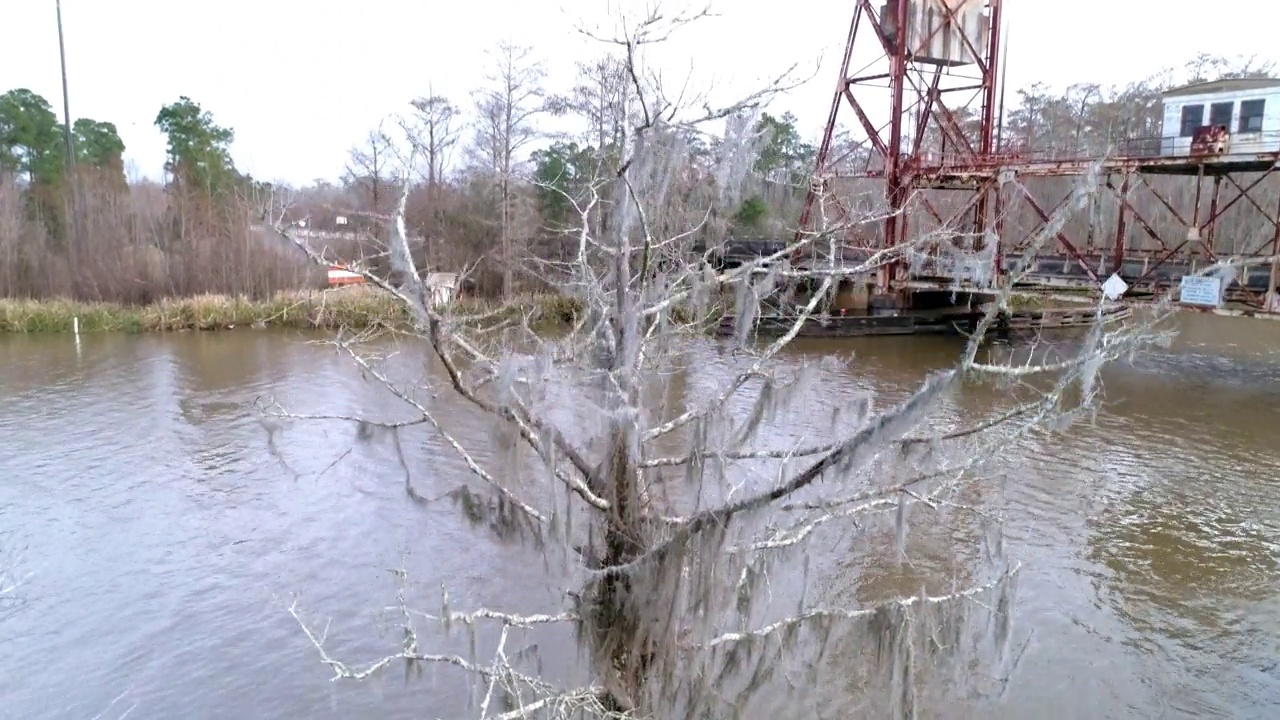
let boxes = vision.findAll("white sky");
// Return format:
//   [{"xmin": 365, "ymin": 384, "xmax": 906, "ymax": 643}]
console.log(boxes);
[{"xmin": 3, "ymin": 0, "xmax": 1277, "ymax": 186}]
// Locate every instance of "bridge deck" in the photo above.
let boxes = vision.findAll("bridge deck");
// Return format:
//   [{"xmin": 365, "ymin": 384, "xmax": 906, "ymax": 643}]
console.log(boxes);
[{"xmin": 841, "ymin": 152, "xmax": 1280, "ymax": 188}]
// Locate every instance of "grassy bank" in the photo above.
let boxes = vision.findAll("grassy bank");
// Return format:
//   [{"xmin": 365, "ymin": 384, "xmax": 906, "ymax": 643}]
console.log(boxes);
[{"xmin": 0, "ymin": 288, "xmax": 584, "ymax": 334}]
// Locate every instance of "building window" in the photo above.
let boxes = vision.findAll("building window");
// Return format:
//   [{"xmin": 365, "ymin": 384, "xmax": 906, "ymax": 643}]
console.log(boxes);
[
  {"xmin": 1180, "ymin": 104, "xmax": 1204, "ymax": 137},
  {"xmin": 1209, "ymin": 101, "xmax": 1234, "ymax": 128},
  {"xmin": 1239, "ymin": 99, "xmax": 1265, "ymax": 133}
]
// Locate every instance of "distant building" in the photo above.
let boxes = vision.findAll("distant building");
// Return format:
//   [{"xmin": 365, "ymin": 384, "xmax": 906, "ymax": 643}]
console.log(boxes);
[
  {"xmin": 1159, "ymin": 77, "xmax": 1280, "ymax": 157},
  {"xmin": 425, "ymin": 273, "xmax": 460, "ymax": 307}
]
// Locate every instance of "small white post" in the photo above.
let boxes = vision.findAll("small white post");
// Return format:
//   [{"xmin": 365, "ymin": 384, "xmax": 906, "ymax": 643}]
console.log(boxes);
[{"xmin": 73, "ymin": 316, "xmax": 79, "ymax": 336}]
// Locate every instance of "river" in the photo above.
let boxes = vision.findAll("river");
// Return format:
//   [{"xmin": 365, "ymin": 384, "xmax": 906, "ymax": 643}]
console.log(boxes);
[{"xmin": 1, "ymin": 313, "xmax": 1278, "ymax": 719}]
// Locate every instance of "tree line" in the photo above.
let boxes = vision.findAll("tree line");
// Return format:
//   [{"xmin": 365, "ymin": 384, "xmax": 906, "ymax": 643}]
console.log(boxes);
[{"xmin": 0, "ymin": 48, "xmax": 1272, "ymax": 303}]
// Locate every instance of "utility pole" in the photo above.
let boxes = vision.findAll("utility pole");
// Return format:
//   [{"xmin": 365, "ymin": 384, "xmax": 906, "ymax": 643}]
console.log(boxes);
[
  {"xmin": 56, "ymin": 0, "xmax": 79, "ymax": 248},
  {"xmin": 56, "ymin": 0, "xmax": 75, "ymax": 174}
]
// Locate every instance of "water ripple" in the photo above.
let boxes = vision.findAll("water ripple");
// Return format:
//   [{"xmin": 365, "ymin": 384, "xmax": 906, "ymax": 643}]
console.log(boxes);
[{"xmin": 1, "ymin": 326, "xmax": 1278, "ymax": 719}]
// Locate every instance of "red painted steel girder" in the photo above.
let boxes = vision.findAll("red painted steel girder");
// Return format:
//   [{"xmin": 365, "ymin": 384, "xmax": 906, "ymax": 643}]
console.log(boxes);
[
  {"xmin": 796, "ymin": 0, "xmax": 1004, "ymax": 294},
  {"xmin": 795, "ymin": 1, "xmax": 1280, "ymax": 311}
]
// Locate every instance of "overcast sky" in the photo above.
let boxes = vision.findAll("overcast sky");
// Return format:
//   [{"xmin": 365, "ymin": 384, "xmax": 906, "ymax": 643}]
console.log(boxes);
[{"xmin": 3, "ymin": 0, "xmax": 1276, "ymax": 186}]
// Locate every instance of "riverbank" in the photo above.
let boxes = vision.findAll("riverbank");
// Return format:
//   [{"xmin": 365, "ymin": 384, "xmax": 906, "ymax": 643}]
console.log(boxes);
[{"xmin": 0, "ymin": 288, "xmax": 583, "ymax": 334}]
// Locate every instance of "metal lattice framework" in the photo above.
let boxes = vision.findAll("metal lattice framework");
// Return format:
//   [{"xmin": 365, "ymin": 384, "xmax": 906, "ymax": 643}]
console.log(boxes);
[{"xmin": 798, "ymin": 0, "xmax": 1280, "ymax": 314}]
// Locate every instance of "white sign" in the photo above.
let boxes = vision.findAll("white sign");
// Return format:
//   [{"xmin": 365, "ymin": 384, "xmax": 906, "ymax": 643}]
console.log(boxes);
[
  {"xmin": 335, "ymin": 215, "xmax": 348, "ymax": 225},
  {"xmin": 1101, "ymin": 273, "xmax": 1129, "ymax": 301},
  {"xmin": 1178, "ymin": 275, "xmax": 1223, "ymax": 307}
]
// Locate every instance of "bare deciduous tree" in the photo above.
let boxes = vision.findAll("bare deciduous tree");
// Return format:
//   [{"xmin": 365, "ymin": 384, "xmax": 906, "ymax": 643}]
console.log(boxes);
[
  {"xmin": 265, "ymin": 7, "xmax": 1195, "ymax": 719},
  {"xmin": 566, "ymin": 56, "xmax": 631, "ymax": 238},
  {"xmin": 409, "ymin": 91, "xmax": 461, "ymax": 191},
  {"xmin": 571, "ymin": 56, "xmax": 630, "ymax": 152},
  {"xmin": 405, "ymin": 92, "xmax": 463, "ymax": 268},
  {"xmin": 469, "ymin": 41, "xmax": 554, "ymax": 299},
  {"xmin": 345, "ymin": 125, "xmax": 396, "ymax": 215},
  {"xmin": 1184, "ymin": 51, "xmax": 1277, "ymax": 84}
]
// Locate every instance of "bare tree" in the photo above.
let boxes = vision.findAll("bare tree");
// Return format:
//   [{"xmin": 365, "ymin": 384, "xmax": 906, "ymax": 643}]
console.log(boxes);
[
  {"xmin": 469, "ymin": 41, "xmax": 554, "ymax": 299},
  {"xmin": 570, "ymin": 56, "xmax": 631, "ymax": 156},
  {"xmin": 264, "ymin": 7, "xmax": 1203, "ymax": 719},
  {"xmin": 409, "ymin": 91, "xmax": 461, "ymax": 191},
  {"xmin": 404, "ymin": 92, "xmax": 463, "ymax": 268},
  {"xmin": 345, "ymin": 125, "xmax": 396, "ymax": 215},
  {"xmin": 1185, "ymin": 51, "xmax": 1277, "ymax": 83},
  {"xmin": 566, "ymin": 56, "xmax": 631, "ymax": 238}
]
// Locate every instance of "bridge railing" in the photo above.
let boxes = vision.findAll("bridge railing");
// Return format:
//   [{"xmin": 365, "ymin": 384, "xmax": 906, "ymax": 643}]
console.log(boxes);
[
  {"xmin": 825, "ymin": 131, "xmax": 1280, "ymax": 179},
  {"xmin": 911, "ymin": 131, "xmax": 1280, "ymax": 171}
]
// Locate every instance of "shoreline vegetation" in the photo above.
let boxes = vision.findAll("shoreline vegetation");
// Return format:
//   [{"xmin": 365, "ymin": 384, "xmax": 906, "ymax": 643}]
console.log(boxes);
[
  {"xmin": 4, "ymin": 55, "xmax": 1262, "ymax": 343},
  {"xmin": 0, "ymin": 284, "xmax": 1111, "ymax": 336},
  {"xmin": 0, "ymin": 287, "xmax": 585, "ymax": 334}
]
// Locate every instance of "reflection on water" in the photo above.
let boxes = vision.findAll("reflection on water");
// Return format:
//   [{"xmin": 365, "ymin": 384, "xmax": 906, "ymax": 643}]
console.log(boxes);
[
  {"xmin": 1075, "ymin": 355, "xmax": 1280, "ymax": 718},
  {"xmin": 0, "ymin": 311, "xmax": 1277, "ymax": 719}
]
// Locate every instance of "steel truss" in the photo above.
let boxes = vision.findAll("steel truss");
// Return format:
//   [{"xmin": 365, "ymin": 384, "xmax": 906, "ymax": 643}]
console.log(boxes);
[{"xmin": 798, "ymin": 0, "xmax": 1280, "ymax": 313}]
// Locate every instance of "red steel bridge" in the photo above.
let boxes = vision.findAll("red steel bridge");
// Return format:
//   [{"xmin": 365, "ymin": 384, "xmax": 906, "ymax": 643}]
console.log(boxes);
[{"xmin": 784, "ymin": 0, "xmax": 1280, "ymax": 316}]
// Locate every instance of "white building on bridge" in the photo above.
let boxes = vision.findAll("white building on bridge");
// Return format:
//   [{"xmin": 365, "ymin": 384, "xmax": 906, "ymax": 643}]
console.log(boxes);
[{"xmin": 1159, "ymin": 77, "xmax": 1280, "ymax": 157}]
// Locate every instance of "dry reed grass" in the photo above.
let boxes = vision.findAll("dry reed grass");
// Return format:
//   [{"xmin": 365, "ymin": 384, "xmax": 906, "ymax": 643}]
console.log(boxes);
[
  {"xmin": 0, "ymin": 287, "xmax": 393, "ymax": 332},
  {"xmin": 0, "ymin": 286, "xmax": 588, "ymax": 334}
]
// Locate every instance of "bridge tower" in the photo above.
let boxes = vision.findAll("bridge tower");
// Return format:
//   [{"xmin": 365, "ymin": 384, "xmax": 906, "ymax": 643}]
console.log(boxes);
[
  {"xmin": 800, "ymin": 0, "xmax": 1280, "ymax": 316},
  {"xmin": 797, "ymin": 0, "xmax": 1004, "ymax": 302}
]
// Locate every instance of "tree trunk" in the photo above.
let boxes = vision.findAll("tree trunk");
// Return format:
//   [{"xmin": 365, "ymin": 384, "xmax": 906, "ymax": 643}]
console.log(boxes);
[
  {"xmin": 593, "ymin": 424, "xmax": 649, "ymax": 712},
  {"xmin": 500, "ymin": 177, "xmax": 512, "ymax": 300}
]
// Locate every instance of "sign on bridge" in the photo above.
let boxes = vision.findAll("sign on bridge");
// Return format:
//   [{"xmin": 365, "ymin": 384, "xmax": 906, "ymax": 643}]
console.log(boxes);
[
  {"xmin": 1101, "ymin": 273, "xmax": 1128, "ymax": 301},
  {"xmin": 1178, "ymin": 275, "xmax": 1223, "ymax": 308}
]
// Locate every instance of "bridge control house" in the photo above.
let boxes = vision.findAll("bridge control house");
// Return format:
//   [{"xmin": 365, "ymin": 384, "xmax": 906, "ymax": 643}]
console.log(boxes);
[{"xmin": 1156, "ymin": 77, "xmax": 1280, "ymax": 158}]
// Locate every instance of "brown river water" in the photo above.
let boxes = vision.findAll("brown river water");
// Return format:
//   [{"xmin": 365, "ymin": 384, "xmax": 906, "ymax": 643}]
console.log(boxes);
[{"xmin": 1, "ymin": 313, "xmax": 1278, "ymax": 719}]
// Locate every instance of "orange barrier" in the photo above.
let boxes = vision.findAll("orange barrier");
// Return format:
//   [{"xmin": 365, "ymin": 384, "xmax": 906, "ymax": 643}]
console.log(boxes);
[{"xmin": 327, "ymin": 265, "xmax": 365, "ymax": 286}]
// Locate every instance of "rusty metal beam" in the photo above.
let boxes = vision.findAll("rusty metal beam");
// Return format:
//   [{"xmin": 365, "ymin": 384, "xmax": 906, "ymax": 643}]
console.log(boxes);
[
  {"xmin": 1015, "ymin": 183, "xmax": 1100, "ymax": 281},
  {"xmin": 1112, "ymin": 173, "xmax": 1130, "ymax": 275},
  {"xmin": 843, "ymin": 87, "xmax": 890, "ymax": 159},
  {"xmin": 793, "ymin": 1, "xmax": 863, "ymax": 247},
  {"xmin": 1106, "ymin": 176, "xmax": 1166, "ymax": 251},
  {"xmin": 1269, "ymin": 192, "xmax": 1280, "ymax": 311},
  {"xmin": 1134, "ymin": 172, "xmax": 1194, "ymax": 230},
  {"xmin": 1195, "ymin": 167, "xmax": 1276, "ymax": 229},
  {"xmin": 1221, "ymin": 173, "xmax": 1280, "ymax": 227}
]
